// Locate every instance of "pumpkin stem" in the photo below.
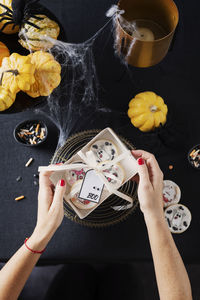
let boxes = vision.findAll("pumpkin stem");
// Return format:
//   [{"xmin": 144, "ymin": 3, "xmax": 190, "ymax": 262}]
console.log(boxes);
[
  {"xmin": 150, "ymin": 105, "xmax": 158, "ymax": 112},
  {"xmin": 0, "ymin": 69, "xmax": 19, "ymax": 85}
]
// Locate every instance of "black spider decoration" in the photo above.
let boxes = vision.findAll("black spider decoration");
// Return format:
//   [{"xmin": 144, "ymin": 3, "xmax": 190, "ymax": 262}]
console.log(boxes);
[{"xmin": 0, "ymin": 0, "xmax": 44, "ymax": 33}]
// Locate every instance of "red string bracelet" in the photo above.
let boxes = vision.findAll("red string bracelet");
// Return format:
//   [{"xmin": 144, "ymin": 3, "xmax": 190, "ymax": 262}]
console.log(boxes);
[{"xmin": 24, "ymin": 237, "xmax": 46, "ymax": 254}]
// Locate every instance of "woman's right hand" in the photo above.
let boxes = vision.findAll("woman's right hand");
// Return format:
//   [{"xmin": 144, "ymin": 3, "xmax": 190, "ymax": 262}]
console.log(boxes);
[{"xmin": 132, "ymin": 150, "xmax": 164, "ymax": 221}]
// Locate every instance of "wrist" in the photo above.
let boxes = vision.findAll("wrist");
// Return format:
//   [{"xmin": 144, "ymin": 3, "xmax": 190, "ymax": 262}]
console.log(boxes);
[
  {"xmin": 28, "ymin": 228, "xmax": 52, "ymax": 251},
  {"xmin": 143, "ymin": 210, "xmax": 166, "ymax": 225}
]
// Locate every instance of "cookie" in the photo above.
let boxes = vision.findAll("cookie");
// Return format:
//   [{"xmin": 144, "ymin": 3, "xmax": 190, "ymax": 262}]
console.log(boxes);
[
  {"xmin": 163, "ymin": 180, "xmax": 181, "ymax": 208},
  {"xmin": 90, "ymin": 140, "xmax": 118, "ymax": 163},
  {"xmin": 165, "ymin": 204, "xmax": 192, "ymax": 234},
  {"xmin": 99, "ymin": 161, "xmax": 124, "ymax": 189},
  {"xmin": 70, "ymin": 181, "xmax": 98, "ymax": 210},
  {"xmin": 65, "ymin": 162, "xmax": 88, "ymax": 186}
]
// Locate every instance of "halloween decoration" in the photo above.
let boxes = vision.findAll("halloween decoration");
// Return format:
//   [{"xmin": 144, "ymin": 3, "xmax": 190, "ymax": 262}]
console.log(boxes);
[
  {"xmin": 0, "ymin": 84, "xmax": 16, "ymax": 110},
  {"xmin": 26, "ymin": 51, "xmax": 61, "ymax": 97},
  {"xmin": 19, "ymin": 14, "xmax": 60, "ymax": 51},
  {"xmin": 0, "ymin": 41, "xmax": 10, "ymax": 65},
  {"xmin": 0, "ymin": 0, "xmax": 20, "ymax": 34},
  {"xmin": 0, "ymin": 0, "xmax": 60, "ymax": 51},
  {"xmin": 0, "ymin": 52, "xmax": 35, "ymax": 93},
  {"xmin": 128, "ymin": 91, "xmax": 168, "ymax": 132}
]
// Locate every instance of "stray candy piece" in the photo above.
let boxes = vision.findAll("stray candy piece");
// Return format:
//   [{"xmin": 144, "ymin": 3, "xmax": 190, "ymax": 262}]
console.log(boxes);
[
  {"xmin": 169, "ymin": 165, "xmax": 173, "ymax": 170},
  {"xmin": 33, "ymin": 180, "xmax": 38, "ymax": 186},
  {"xmin": 25, "ymin": 158, "xmax": 34, "ymax": 167},
  {"xmin": 15, "ymin": 195, "xmax": 25, "ymax": 201},
  {"xmin": 16, "ymin": 176, "xmax": 22, "ymax": 182}
]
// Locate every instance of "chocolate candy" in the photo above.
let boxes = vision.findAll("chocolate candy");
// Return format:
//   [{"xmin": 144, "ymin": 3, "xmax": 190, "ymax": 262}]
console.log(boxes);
[{"xmin": 165, "ymin": 204, "xmax": 191, "ymax": 234}]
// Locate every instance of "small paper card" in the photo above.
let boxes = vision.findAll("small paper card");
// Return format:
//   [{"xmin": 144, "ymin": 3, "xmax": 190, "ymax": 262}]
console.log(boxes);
[{"xmin": 79, "ymin": 169, "xmax": 104, "ymax": 203}]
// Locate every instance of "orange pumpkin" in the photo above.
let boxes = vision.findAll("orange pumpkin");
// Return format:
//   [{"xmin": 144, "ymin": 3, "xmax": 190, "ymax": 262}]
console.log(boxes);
[{"xmin": 0, "ymin": 41, "xmax": 10, "ymax": 65}]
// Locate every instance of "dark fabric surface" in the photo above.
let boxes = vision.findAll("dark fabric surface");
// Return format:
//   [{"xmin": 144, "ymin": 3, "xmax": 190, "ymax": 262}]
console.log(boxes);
[
  {"xmin": 0, "ymin": 0, "xmax": 200, "ymax": 264},
  {"xmin": 44, "ymin": 263, "xmax": 143, "ymax": 300},
  {"xmin": 18, "ymin": 262, "xmax": 200, "ymax": 300}
]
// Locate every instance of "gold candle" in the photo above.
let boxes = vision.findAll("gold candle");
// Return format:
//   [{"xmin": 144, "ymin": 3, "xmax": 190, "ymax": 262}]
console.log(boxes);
[{"xmin": 116, "ymin": 0, "xmax": 179, "ymax": 68}]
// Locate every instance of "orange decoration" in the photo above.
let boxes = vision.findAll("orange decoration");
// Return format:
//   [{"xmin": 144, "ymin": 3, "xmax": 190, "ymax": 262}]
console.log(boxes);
[{"xmin": 0, "ymin": 42, "xmax": 10, "ymax": 66}]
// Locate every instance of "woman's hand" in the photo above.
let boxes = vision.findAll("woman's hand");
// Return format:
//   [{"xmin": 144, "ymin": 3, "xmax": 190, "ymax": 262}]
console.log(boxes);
[
  {"xmin": 132, "ymin": 150, "xmax": 164, "ymax": 221},
  {"xmin": 29, "ymin": 171, "xmax": 66, "ymax": 250}
]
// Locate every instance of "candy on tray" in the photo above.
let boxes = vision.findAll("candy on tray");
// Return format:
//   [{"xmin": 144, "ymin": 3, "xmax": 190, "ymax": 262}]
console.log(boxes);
[
  {"xmin": 163, "ymin": 180, "xmax": 181, "ymax": 208},
  {"xmin": 165, "ymin": 204, "xmax": 191, "ymax": 234}
]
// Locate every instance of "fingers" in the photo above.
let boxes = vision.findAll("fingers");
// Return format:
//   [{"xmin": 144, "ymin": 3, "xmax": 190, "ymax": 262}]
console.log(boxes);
[
  {"xmin": 136, "ymin": 157, "xmax": 151, "ymax": 187},
  {"xmin": 50, "ymin": 179, "xmax": 66, "ymax": 212},
  {"xmin": 132, "ymin": 150, "xmax": 160, "ymax": 171},
  {"xmin": 39, "ymin": 170, "xmax": 53, "ymax": 186},
  {"xmin": 132, "ymin": 149, "xmax": 163, "ymax": 179}
]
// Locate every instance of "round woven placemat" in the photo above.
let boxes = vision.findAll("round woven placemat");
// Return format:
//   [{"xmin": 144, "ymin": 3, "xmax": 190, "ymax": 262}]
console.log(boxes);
[{"xmin": 50, "ymin": 130, "xmax": 138, "ymax": 228}]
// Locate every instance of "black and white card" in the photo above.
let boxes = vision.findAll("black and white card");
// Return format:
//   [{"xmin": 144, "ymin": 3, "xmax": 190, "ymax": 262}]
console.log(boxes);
[{"xmin": 79, "ymin": 169, "xmax": 104, "ymax": 203}]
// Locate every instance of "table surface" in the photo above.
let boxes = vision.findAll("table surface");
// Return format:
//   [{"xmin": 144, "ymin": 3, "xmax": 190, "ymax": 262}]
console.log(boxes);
[{"xmin": 0, "ymin": 0, "xmax": 200, "ymax": 264}]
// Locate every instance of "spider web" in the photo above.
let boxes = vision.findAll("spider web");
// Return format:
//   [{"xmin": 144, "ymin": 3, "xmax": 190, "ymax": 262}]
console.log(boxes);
[{"xmin": 29, "ymin": 5, "xmax": 140, "ymax": 148}]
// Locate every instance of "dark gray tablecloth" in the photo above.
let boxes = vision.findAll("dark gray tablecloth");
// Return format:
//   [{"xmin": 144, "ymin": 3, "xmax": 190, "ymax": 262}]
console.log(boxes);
[{"xmin": 0, "ymin": 0, "xmax": 200, "ymax": 264}]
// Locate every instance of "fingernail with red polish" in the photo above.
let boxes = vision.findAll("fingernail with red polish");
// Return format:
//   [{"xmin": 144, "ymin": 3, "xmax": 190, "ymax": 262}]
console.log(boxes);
[
  {"xmin": 56, "ymin": 163, "xmax": 62, "ymax": 165},
  {"xmin": 60, "ymin": 179, "xmax": 65, "ymax": 186},
  {"xmin": 138, "ymin": 158, "xmax": 144, "ymax": 165}
]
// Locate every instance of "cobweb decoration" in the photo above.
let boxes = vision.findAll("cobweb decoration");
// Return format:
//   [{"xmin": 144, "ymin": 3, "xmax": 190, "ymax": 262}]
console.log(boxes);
[{"xmin": 32, "ymin": 5, "xmax": 134, "ymax": 149}]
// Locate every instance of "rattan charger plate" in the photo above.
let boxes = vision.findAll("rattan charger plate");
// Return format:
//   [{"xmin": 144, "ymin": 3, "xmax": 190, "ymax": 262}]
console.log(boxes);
[{"xmin": 51, "ymin": 130, "xmax": 138, "ymax": 228}]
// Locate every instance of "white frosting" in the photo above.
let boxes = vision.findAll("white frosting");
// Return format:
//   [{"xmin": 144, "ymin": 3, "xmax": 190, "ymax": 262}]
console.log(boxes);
[
  {"xmin": 99, "ymin": 161, "xmax": 124, "ymax": 189},
  {"xmin": 65, "ymin": 162, "xmax": 88, "ymax": 186},
  {"xmin": 163, "ymin": 180, "xmax": 181, "ymax": 208},
  {"xmin": 165, "ymin": 204, "xmax": 191, "ymax": 234},
  {"xmin": 90, "ymin": 139, "xmax": 118, "ymax": 163}
]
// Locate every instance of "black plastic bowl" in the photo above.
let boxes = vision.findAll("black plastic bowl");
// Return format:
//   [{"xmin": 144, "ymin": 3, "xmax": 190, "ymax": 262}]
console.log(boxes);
[
  {"xmin": 187, "ymin": 144, "xmax": 200, "ymax": 170},
  {"xmin": 14, "ymin": 119, "xmax": 48, "ymax": 147}
]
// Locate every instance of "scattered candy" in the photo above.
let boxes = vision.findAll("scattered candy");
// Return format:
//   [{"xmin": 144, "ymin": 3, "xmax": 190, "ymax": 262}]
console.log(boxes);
[
  {"xmin": 15, "ymin": 195, "xmax": 25, "ymax": 201},
  {"xmin": 16, "ymin": 176, "xmax": 22, "ymax": 182},
  {"xmin": 25, "ymin": 158, "xmax": 34, "ymax": 167}
]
